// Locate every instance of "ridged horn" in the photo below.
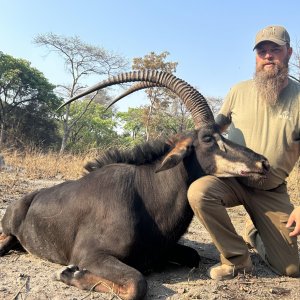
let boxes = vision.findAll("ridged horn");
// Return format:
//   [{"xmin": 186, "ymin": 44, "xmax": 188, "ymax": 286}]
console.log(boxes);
[
  {"xmin": 106, "ymin": 81, "xmax": 162, "ymax": 111},
  {"xmin": 59, "ymin": 70, "xmax": 215, "ymax": 128}
]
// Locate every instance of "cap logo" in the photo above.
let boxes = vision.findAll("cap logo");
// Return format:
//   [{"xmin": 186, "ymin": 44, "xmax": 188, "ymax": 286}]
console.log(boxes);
[{"xmin": 262, "ymin": 27, "xmax": 276, "ymax": 38}]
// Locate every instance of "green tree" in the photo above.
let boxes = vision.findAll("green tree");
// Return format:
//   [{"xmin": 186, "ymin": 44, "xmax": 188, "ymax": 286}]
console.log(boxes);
[
  {"xmin": 6, "ymin": 101, "xmax": 61, "ymax": 149},
  {"xmin": 153, "ymin": 100, "xmax": 194, "ymax": 137},
  {"xmin": 66, "ymin": 99, "xmax": 118, "ymax": 152},
  {"xmin": 132, "ymin": 51, "xmax": 178, "ymax": 140},
  {"xmin": 116, "ymin": 107, "xmax": 147, "ymax": 146},
  {"xmin": 0, "ymin": 52, "xmax": 61, "ymax": 149},
  {"xmin": 34, "ymin": 33, "xmax": 128, "ymax": 153}
]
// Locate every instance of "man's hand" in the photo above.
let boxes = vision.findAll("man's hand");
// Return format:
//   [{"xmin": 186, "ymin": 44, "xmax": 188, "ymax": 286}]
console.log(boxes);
[{"xmin": 286, "ymin": 206, "xmax": 300, "ymax": 237}]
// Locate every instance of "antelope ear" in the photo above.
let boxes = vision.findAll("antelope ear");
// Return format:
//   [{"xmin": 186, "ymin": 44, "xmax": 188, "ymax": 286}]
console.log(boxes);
[{"xmin": 155, "ymin": 136, "xmax": 194, "ymax": 173}]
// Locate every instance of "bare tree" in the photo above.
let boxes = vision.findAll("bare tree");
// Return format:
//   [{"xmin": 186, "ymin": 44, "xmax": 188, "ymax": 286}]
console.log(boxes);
[
  {"xmin": 206, "ymin": 96, "xmax": 223, "ymax": 116},
  {"xmin": 290, "ymin": 40, "xmax": 300, "ymax": 80},
  {"xmin": 34, "ymin": 33, "xmax": 128, "ymax": 153}
]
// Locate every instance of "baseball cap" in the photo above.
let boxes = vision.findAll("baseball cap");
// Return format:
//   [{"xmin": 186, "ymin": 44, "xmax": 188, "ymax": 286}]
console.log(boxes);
[{"xmin": 253, "ymin": 25, "xmax": 290, "ymax": 50}]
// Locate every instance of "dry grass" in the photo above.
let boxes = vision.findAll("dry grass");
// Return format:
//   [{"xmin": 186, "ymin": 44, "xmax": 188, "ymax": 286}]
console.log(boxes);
[
  {"xmin": 1, "ymin": 149, "xmax": 97, "ymax": 180},
  {"xmin": 0, "ymin": 149, "xmax": 99, "ymax": 201}
]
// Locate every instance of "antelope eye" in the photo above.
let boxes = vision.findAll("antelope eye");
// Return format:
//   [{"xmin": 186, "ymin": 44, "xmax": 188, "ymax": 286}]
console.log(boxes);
[{"xmin": 202, "ymin": 135, "xmax": 213, "ymax": 143}]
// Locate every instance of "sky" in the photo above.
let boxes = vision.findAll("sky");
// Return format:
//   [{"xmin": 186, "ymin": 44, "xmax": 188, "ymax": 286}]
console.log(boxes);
[{"xmin": 1, "ymin": 0, "xmax": 300, "ymax": 111}]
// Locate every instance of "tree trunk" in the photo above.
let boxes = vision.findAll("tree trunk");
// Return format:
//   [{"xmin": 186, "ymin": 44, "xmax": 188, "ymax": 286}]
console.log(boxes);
[
  {"xmin": 0, "ymin": 123, "xmax": 5, "ymax": 151},
  {"xmin": 59, "ymin": 132, "xmax": 68, "ymax": 154},
  {"xmin": 59, "ymin": 104, "xmax": 70, "ymax": 154}
]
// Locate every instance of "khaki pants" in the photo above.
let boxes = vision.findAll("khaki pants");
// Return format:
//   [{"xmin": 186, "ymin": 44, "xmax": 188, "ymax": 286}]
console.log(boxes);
[{"xmin": 187, "ymin": 176, "xmax": 299, "ymax": 276}]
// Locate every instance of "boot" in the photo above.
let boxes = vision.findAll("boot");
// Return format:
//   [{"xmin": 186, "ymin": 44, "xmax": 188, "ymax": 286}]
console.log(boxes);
[{"xmin": 207, "ymin": 255, "xmax": 252, "ymax": 280}]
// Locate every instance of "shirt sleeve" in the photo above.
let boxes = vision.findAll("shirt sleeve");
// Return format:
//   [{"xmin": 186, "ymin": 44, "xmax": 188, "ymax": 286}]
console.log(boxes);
[{"xmin": 215, "ymin": 88, "xmax": 234, "ymax": 131}]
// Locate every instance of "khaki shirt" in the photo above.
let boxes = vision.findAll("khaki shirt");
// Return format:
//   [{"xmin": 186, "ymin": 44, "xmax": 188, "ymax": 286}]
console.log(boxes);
[{"xmin": 216, "ymin": 78, "xmax": 300, "ymax": 190}]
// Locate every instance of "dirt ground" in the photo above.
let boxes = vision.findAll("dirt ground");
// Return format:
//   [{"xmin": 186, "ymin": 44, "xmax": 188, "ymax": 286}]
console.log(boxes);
[{"xmin": 0, "ymin": 167, "xmax": 299, "ymax": 300}]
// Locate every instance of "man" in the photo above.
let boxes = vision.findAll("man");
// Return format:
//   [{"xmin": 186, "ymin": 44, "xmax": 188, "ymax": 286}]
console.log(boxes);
[{"xmin": 188, "ymin": 25, "xmax": 300, "ymax": 280}]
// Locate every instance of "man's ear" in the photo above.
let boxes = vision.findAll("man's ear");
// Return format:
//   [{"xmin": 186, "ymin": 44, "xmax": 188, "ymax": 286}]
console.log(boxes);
[
  {"xmin": 288, "ymin": 46, "xmax": 293, "ymax": 59},
  {"xmin": 155, "ymin": 136, "xmax": 194, "ymax": 173}
]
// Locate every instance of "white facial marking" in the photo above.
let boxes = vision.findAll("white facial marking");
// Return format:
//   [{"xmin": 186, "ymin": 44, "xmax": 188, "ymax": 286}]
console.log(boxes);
[{"xmin": 213, "ymin": 154, "xmax": 249, "ymax": 177}]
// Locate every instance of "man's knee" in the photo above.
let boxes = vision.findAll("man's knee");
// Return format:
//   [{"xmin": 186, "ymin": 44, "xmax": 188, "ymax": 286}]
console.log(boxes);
[
  {"xmin": 252, "ymin": 233, "xmax": 299, "ymax": 277},
  {"xmin": 259, "ymin": 212, "xmax": 300, "ymax": 277},
  {"xmin": 284, "ymin": 264, "xmax": 299, "ymax": 277},
  {"xmin": 270, "ymin": 260, "xmax": 299, "ymax": 277},
  {"xmin": 187, "ymin": 175, "xmax": 224, "ymax": 212},
  {"xmin": 187, "ymin": 176, "xmax": 218, "ymax": 210},
  {"xmin": 267, "ymin": 248, "xmax": 300, "ymax": 277}
]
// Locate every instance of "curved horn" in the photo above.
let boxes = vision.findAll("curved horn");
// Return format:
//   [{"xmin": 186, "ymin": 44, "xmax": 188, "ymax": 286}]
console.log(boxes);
[
  {"xmin": 106, "ymin": 81, "xmax": 162, "ymax": 111},
  {"xmin": 59, "ymin": 70, "xmax": 215, "ymax": 127}
]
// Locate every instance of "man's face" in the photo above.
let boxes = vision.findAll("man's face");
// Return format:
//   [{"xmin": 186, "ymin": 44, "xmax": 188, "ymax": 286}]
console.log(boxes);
[
  {"xmin": 255, "ymin": 42, "xmax": 292, "ymax": 74},
  {"xmin": 254, "ymin": 42, "xmax": 292, "ymax": 105}
]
